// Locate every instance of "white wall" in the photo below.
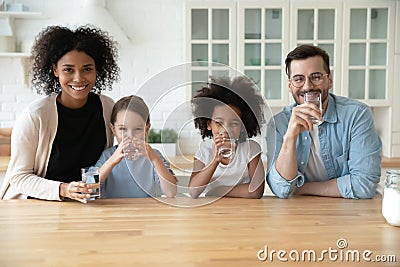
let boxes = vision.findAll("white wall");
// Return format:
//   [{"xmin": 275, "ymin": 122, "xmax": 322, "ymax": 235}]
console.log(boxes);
[
  {"xmin": 0, "ymin": 0, "xmax": 205, "ymax": 153},
  {"xmin": 1, "ymin": 0, "xmax": 399, "ymax": 157}
]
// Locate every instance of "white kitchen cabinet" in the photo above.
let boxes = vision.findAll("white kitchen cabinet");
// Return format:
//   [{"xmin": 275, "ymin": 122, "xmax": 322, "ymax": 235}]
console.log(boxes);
[
  {"xmin": 290, "ymin": 1, "xmax": 343, "ymax": 98},
  {"xmin": 237, "ymin": 1, "xmax": 290, "ymax": 107},
  {"xmin": 0, "ymin": 10, "xmax": 41, "ymax": 85},
  {"xmin": 0, "ymin": 11, "xmax": 41, "ymax": 54},
  {"xmin": 186, "ymin": 0, "xmax": 399, "ymax": 157},
  {"xmin": 342, "ymin": 1, "xmax": 395, "ymax": 106},
  {"xmin": 341, "ymin": 1, "xmax": 396, "ymax": 157},
  {"xmin": 185, "ymin": 2, "xmax": 237, "ymax": 96}
]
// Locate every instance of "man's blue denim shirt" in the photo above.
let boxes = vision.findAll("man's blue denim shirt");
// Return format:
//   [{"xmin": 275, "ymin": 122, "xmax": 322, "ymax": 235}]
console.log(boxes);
[{"xmin": 266, "ymin": 93, "xmax": 382, "ymax": 199}]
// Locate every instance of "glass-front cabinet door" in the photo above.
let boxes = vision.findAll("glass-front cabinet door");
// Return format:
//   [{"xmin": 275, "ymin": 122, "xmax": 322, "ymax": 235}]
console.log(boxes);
[
  {"xmin": 187, "ymin": 1, "xmax": 396, "ymax": 107},
  {"xmin": 186, "ymin": 1, "xmax": 398, "ymax": 158},
  {"xmin": 342, "ymin": 1, "xmax": 395, "ymax": 106},
  {"xmin": 186, "ymin": 2, "xmax": 236, "ymax": 97},
  {"xmin": 291, "ymin": 2, "xmax": 343, "ymax": 97},
  {"xmin": 238, "ymin": 1, "xmax": 290, "ymax": 107}
]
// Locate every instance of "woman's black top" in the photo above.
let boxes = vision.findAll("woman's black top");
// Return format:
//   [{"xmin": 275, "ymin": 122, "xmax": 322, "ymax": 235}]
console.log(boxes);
[{"xmin": 45, "ymin": 92, "xmax": 106, "ymax": 183}]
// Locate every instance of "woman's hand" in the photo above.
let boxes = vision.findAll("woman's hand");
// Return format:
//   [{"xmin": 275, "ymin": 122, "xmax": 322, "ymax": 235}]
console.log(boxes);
[{"xmin": 59, "ymin": 182, "xmax": 92, "ymax": 203}]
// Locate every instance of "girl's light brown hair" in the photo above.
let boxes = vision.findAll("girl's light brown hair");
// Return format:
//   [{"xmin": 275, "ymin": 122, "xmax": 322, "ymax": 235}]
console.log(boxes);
[{"xmin": 111, "ymin": 95, "xmax": 150, "ymax": 125}]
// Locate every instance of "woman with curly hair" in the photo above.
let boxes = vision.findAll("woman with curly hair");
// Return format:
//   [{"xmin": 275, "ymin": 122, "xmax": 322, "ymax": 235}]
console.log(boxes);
[
  {"xmin": 189, "ymin": 76, "xmax": 266, "ymax": 198},
  {"xmin": 0, "ymin": 25, "xmax": 120, "ymax": 202}
]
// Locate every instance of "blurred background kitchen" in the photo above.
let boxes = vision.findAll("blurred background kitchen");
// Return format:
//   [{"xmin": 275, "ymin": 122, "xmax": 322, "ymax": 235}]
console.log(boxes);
[{"xmin": 0, "ymin": 0, "xmax": 399, "ymax": 166}]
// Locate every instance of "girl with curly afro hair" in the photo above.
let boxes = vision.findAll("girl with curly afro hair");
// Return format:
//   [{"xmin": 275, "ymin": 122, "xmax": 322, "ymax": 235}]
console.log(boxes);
[
  {"xmin": 189, "ymin": 76, "xmax": 266, "ymax": 199},
  {"xmin": 1, "ymin": 25, "xmax": 120, "ymax": 203}
]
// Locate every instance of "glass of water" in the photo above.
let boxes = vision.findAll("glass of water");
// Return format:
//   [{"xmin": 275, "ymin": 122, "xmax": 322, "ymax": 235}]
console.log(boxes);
[
  {"xmin": 81, "ymin": 166, "xmax": 100, "ymax": 200},
  {"xmin": 218, "ymin": 135, "xmax": 237, "ymax": 161},
  {"xmin": 304, "ymin": 91, "xmax": 322, "ymax": 125},
  {"xmin": 382, "ymin": 170, "xmax": 400, "ymax": 226},
  {"xmin": 124, "ymin": 141, "xmax": 140, "ymax": 160},
  {"xmin": 123, "ymin": 133, "xmax": 140, "ymax": 160}
]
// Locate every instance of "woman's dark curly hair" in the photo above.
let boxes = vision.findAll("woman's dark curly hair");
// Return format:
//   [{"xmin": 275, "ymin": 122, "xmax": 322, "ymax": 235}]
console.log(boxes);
[
  {"xmin": 192, "ymin": 76, "xmax": 265, "ymax": 141},
  {"xmin": 30, "ymin": 24, "xmax": 120, "ymax": 95}
]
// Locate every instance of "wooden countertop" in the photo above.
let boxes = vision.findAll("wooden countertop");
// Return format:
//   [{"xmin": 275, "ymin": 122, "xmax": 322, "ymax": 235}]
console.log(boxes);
[
  {"xmin": 0, "ymin": 196, "xmax": 398, "ymax": 267},
  {"xmin": 381, "ymin": 156, "xmax": 400, "ymax": 168}
]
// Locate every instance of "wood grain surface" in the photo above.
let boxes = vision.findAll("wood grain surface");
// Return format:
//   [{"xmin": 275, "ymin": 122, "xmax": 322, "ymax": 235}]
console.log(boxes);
[{"xmin": 0, "ymin": 196, "xmax": 398, "ymax": 267}]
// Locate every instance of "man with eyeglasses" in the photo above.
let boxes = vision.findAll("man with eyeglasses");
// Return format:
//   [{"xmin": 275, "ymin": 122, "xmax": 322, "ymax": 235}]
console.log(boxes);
[{"xmin": 266, "ymin": 45, "xmax": 382, "ymax": 199}]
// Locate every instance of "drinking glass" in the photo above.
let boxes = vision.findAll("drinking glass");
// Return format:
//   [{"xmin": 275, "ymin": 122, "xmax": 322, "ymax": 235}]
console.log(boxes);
[
  {"xmin": 382, "ymin": 170, "xmax": 400, "ymax": 226},
  {"xmin": 124, "ymin": 141, "xmax": 140, "ymax": 160},
  {"xmin": 123, "ymin": 133, "xmax": 140, "ymax": 161},
  {"xmin": 81, "ymin": 166, "xmax": 100, "ymax": 200},
  {"xmin": 218, "ymin": 136, "xmax": 237, "ymax": 160},
  {"xmin": 304, "ymin": 92, "xmax": 322, "ymax": 125}
]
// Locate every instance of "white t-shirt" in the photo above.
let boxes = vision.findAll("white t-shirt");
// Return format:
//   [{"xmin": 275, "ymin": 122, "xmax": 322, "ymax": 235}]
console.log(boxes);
[
  {"xmin": 194, "ymin": 139, "xmax": 262, "ymax": 193},
  {"xmin": 304, "ymin": 125, "xmax": 329, "ymax": 182}
]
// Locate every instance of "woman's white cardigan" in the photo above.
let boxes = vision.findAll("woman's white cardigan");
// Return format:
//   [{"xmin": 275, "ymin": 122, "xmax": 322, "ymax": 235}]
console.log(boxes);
[{"xmin": 0, "ymin": 93, "xmax": 114, "ymax": 200}]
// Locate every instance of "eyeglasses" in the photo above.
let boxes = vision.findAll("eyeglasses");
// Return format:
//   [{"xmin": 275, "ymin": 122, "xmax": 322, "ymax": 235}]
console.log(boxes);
[{"xmin": 289, "ymin": 72, "xmax": 329, "ymax": 88}]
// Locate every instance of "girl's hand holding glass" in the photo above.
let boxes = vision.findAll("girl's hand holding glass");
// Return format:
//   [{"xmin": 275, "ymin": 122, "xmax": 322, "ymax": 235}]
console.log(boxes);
[
  {"xmin": 214, "ymin": 131, "xmax": 237, "ymax": 162},
  {"xmin": 106, "ymin": 138, "xmax": 129, "ymax": 166}
]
